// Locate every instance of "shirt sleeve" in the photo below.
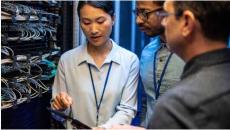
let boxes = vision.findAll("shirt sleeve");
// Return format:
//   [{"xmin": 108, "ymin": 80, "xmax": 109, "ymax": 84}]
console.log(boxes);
[
  {"xmin": 51, "ymin": 57, "xmax": 70, "ymax": 126},
  {"xmin": 52, "ymin": 57, "xmax": 68, "ymax": 98},
  {"xmin": 100, "ymin": 55, "xmax": 140, "ymax": 128}
]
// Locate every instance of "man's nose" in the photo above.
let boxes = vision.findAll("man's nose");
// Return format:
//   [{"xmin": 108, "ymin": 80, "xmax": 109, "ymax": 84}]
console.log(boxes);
[
  {"xmin": 161, "ymin": 17, "xmax": 166, "ymax": 27},
  {"xmin": 136, "ymin": 15, "xmax": 144, "ymax": 25}
]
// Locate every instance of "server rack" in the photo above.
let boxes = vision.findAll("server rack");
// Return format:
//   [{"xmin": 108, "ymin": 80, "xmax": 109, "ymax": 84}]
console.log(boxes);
[{"xmin": 1, "ymin": 1, "xmax": 73, "ymax": 128}]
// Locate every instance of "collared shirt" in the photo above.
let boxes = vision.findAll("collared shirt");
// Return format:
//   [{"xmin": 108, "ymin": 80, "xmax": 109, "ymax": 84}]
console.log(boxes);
[
  {"xmin": 156, "ymin": 44, "xmax": 183, "ymax": 96},
  {"xmin": 148, "ymin": 48, "xmax": 230, "ymax": 128},
  {"xmin": 52, "ymin": 39, "xmax": 139, "ymax": 128},
  {"xmin": 140, "ymin": 36, "xmax": 185, "ymax": 127}
]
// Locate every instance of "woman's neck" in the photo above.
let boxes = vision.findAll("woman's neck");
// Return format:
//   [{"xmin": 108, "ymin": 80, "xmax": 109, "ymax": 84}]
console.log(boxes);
[
  {"xmin": 87, "ymin": 40, "xmax": 113, "ymax": 68},
  {"xmin": 87, "ymin": 40, "xmax": 112, "ymax": 56}
]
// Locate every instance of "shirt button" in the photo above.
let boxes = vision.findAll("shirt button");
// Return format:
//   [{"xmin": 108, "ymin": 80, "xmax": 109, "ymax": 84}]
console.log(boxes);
[{"xmin": 159, "ymin": 58, "xmax": 163, "ymax": 62}]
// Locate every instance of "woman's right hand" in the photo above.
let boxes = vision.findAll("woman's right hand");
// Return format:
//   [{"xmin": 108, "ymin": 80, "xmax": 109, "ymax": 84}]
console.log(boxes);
[{"xmin": 51, "ymin": 92, "xmax": 73, "ymax": 110}]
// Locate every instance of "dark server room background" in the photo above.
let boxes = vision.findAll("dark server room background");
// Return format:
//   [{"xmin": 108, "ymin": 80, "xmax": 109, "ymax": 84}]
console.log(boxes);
[
  {"xmin": 1, "ymin": 1, "xmax": 150, "ymax": 129},
  {"xmin": 2, "ymin": 1, "xmax": 230, "ymax": 129}
]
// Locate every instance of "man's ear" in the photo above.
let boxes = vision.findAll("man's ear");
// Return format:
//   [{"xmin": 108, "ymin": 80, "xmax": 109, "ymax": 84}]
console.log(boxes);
[{"xmin": 181, "ymin": 10, "xmax": 196, "ymax": 37}]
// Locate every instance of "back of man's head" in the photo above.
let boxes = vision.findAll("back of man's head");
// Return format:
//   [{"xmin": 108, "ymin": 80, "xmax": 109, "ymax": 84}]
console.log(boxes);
[{"xmin": 173, "ymin": 1, "xmax": 230, "ymax": 43}]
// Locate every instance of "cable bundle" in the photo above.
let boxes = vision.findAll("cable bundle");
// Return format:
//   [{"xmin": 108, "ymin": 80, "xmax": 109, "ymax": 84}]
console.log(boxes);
[
  {"xmin": 1, "ymin": 47, "xmax": 57, "ymax": 110},
  {"xmin": 1, "ymin": 2, "xmax": 59, "ymax": 22}
]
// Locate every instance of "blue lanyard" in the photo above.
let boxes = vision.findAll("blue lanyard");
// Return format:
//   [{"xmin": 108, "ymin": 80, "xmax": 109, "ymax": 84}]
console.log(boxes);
[
  {"xmin": 153, "ymin": 47, "xmax": 173, "ymax": 99},
  {"xmin": 88, "ymin": 61, "xmax": 113, "ymax": 126}
]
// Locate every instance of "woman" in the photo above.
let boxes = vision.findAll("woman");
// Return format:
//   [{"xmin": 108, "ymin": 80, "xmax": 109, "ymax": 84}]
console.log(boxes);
[{"xmin": 51, "ymin": 1, "xmax": 139, "ymax": 129}]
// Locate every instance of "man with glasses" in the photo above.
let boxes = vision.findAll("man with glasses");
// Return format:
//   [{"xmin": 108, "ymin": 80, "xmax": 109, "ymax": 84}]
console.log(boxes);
[{"xmin": 134, "ymin": 1, "xmax": 184, "ymax": 127}]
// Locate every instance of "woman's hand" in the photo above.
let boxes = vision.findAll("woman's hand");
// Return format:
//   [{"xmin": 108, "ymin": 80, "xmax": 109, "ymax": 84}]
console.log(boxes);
[
  {"xmin": 92, "ymin": 127, "xmax": 106, "ymax": 130},
  {"xmin": 108, "ymin": 124, "xmax": 146, "ymax": 130},
  {"xmin": 51, "ymin": 92, "xmax": 73, "ymax": 110}
]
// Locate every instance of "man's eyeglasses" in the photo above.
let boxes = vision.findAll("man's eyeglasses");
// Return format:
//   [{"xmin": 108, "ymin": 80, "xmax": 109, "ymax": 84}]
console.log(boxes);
[
  {"xmin": 155, "ymin": 10, "xmax": 183, "ymax": 18},
  {"xmin": 133, "ymin": 7, "xmax": 163, "ymax": 21}
]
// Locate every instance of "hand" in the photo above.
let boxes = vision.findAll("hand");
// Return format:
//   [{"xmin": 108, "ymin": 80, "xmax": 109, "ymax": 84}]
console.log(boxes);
[
  {"xmin": 108, "ymin": 124, "xmax": 146, "ymax": 130},
  {"xmin": 92, "ymin": 127, "xmax": 105, "ymax": 130},
  {"xmin": 51, "ymin": 92, "xmax": 73, "ymax": 110}
]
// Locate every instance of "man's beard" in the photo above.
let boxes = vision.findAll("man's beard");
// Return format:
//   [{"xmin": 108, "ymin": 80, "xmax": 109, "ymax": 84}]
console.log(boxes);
[{"xmin": 150, "ymin": 27, "xmax": 165, "ymax": 37}]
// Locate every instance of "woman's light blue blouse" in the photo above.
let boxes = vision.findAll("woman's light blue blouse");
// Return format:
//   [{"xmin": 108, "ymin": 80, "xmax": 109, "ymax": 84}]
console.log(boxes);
[{"xmin": 52, "ymin": 39, "xmax": 139, "ymax": 128}]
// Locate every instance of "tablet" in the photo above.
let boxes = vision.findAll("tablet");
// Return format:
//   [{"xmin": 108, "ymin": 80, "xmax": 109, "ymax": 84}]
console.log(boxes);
[{"xmin": 47, "ymin": 107, "xmax": 91, "ymax": 129}]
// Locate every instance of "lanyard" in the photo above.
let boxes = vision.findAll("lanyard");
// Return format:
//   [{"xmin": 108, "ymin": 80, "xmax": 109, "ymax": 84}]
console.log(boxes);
[
  {"xmin": 153, "ymin": 47, "xmax": 173, "ymax": 99},
  {"xmin": 88, "ymin": 61, "xmax": 112, "ymax": 126}
]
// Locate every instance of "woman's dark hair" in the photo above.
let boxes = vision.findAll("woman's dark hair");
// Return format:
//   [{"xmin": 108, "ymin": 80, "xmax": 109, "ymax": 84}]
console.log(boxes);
[{"xmin": 77, "ymin": 1, "xmax": 114, "ymax": 18}]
